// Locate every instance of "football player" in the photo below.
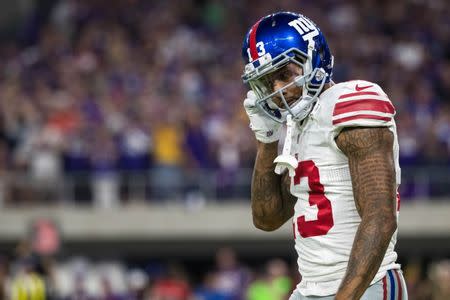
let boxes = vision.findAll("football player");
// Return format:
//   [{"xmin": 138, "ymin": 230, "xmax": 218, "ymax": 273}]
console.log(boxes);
[{"xmin": 242, "ymin": 12, "xmax": 408, "ymax": 300}]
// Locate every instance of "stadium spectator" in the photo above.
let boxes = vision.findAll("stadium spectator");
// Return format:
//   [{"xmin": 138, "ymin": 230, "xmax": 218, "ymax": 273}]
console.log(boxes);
[
  {"xmin": 211, "ymin": 247, "xmax": 250, "ymax": 300},
  {"xmin": 246, "ymin": 259, "xmax": 292, "ymax": 300},
  {"xmin": 149, "ymin": 262, "xmax": 193, "ymax": 300},
  {"xmin": 428, "ymin": 260, "xmax": 450, "ymax": 300}
]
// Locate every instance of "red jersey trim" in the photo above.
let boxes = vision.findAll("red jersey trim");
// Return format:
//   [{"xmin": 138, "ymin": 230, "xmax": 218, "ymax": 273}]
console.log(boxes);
[
  {"xmin": 382, "ymin": 276, "xmax": 387, "ymax": 300},
  {"xmin": 332, "ymin": 114, "xmax": 392, "ymax": 125},
  {"xmin": 333, "ymin": 99, "xmax": 395, "ymax": 116}
]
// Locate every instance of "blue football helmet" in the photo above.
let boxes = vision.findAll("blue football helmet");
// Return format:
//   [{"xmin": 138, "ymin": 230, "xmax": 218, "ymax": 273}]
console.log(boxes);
[{"xmin": 242, "ymin": 11, "xmax": 334, "ymax": 123}]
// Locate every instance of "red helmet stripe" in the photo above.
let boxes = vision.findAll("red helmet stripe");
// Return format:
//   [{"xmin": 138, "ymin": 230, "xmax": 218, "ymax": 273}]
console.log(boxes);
[{"xmin": 249, "ymin": 19, "xmax": 262, "ymax": 60}]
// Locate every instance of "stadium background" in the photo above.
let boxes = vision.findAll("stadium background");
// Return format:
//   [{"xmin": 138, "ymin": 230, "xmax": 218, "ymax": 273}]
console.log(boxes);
[{"xmin": 0, "ymin": 0, "xmax": 448, "ymax": 299}]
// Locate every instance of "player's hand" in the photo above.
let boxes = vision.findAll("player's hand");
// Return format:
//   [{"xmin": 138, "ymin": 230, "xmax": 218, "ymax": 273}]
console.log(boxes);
[{"xmin": 243, "ymin": 90, "xmax": 282, "ymax": 143}]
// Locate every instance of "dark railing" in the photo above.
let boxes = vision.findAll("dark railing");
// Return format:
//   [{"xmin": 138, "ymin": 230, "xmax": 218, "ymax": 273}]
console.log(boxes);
[{"xmin": 0, "ymin": 166, "xmax": 448, "ymax": 207}]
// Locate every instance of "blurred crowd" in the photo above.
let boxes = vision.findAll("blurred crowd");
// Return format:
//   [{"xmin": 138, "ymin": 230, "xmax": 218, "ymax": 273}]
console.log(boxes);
[
  {"xmin": 1, "ymin": 243, "xmax": 291, "ymax": 300},
  {"xmin": 0, "ymin": 0, "xmax": 449, "ymax": 205},
  {"xmin": 0, "ymin": 243, "xmax": 449, "ymax": 300}
]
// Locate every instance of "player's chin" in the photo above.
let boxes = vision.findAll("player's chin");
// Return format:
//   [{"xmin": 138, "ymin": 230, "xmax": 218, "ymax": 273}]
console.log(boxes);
[
  {"xmin": 280, "ymin": 99, "xmax": 298, "ymax": 110},
  {"xmin": 270, "ymin": 98, "xmax": 283, "ymax": 108},
  {"xmin": 270, "ymin": 97, "xmax": 299, "ymax": 112},
  {"xmin": 286, "ymin": 98, "xmax": 298, "ymax": 106}
]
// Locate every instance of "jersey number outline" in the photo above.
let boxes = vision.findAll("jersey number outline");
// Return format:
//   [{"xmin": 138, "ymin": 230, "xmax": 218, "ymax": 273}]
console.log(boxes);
[{"xmin": 294, "ymin": 160, "xmax": 334, "ymax": 238}]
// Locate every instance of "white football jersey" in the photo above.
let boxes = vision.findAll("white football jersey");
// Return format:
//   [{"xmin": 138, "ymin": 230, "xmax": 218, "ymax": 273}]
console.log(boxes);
[{"xmin": 289, "ymin": 80, "xmax": 401, "ymax": 296}]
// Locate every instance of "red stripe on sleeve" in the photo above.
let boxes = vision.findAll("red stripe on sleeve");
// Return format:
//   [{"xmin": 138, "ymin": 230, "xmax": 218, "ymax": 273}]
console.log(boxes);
[
  {"xmin": 382, "ymin": 276, "xmax": 387, "ymax": 300},
  {"xmin": 394, "ymin": 270, "xmax": 403, "ymax": 300},
  {"xmin": 338, "ymin": 91, "xmax": 380, "ymax": 99},
  {"xmin": 249, "ymin": 19, "xmax": 262, "ymax": 60},
  {"xmin": 333, "ymin": 99, "xmax": 395, "ymax": 116},
  {"xmin": 332, "ymin": 114, "xmax": 392, "ymax": 125},
  {"xmin": 396, "ymin": 192, "xmax": 401, "ymax": 211}
]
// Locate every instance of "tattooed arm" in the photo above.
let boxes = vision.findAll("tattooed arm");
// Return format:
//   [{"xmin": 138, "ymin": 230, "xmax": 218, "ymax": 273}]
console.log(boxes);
[
  {"xmin": 251, "ymin": 141, "xmax": 297, "ymax": 231},
  {"xmin": 334, "ymin": 127, "xmax": 397, "ymax": 300}
]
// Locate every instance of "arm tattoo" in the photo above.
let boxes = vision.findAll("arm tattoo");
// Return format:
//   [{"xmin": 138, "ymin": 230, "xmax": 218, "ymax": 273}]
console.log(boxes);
[
  {"xmin": 335, "ymin": 127, "xmax": 397, "ymax": 299},
  {"xmin": 251, "ymin": 142, "xmax": 296, "ymax": 231}
]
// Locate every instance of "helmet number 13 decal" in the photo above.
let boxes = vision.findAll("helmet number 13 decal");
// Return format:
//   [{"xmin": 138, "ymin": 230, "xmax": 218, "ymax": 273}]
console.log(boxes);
[
  {"xmin": 247, "ymin": 41, "xmax": 266, "ymax": 62},
  {"xmin": 288, "ymin": 17, "xmax": 319, "ymax": 44}
]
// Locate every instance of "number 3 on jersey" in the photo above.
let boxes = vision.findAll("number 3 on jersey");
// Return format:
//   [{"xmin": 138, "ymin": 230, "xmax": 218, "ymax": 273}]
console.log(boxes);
[{"xmin": 294, "ymin": 160, "xmax": 334, "ymax": 238}]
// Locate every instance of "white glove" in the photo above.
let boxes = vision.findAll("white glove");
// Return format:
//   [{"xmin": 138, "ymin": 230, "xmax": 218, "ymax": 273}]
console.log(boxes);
[{"xmin": 243, "ymin": 90, "xmax": 282, "ymax": 143}]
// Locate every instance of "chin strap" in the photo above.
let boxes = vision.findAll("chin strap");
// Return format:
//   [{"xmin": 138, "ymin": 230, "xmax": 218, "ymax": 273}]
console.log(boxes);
[{"xmin": 274, "ymin": 115, "xmax": 298, "ymax": 177}]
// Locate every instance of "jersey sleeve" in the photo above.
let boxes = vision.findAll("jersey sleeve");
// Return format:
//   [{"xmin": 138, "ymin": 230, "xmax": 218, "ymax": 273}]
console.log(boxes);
[{"xmin": 331, "ymin": 81, "xmax": 396, "ymax": 137}]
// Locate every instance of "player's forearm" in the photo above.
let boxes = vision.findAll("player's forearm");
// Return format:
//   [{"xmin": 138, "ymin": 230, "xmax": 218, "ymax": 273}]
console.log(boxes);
[
  {"xmin": 251, "ymin": 141, "xmax": 294, "ymax": 231},
  {"xmin": 335, "ymin": 214, "xmax": 396, "ymax": 299}
]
